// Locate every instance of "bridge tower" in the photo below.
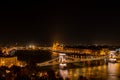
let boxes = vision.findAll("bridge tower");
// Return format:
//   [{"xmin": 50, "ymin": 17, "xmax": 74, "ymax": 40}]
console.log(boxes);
[{"xmin": 59, "ymin": 53, "xmax": 67, "ymax": 68}]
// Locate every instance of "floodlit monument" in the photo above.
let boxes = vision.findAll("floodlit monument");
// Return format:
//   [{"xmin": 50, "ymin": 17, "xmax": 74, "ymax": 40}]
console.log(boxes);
[{"xmin": 52, "ymin": 41, "xmax": 64, "ymax": 51}]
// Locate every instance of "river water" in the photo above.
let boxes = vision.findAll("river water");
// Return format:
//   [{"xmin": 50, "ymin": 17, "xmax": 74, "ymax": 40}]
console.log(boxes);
[
  {"xmin": 57, "ymin": 63, "xmax": 120, "ymax": 80},
  {"xmin": 15, "ymin": 50, "xmax": 120, "ymax": 80}
]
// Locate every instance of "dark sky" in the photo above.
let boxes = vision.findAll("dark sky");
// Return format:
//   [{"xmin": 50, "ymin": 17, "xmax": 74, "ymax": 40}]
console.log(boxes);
[{"xmin": 0, "ymin": 1, "xmax": 120, "ymax": 45}]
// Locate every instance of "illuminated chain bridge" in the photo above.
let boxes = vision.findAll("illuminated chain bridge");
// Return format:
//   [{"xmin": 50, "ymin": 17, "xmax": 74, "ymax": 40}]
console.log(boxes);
[
  {"xmin": 37, "ymin": 52, "xmax": 120, "ymax": 67},
  {"xmin": 36, "ymin": 54, "xmax": 109, "ymax": 67}
]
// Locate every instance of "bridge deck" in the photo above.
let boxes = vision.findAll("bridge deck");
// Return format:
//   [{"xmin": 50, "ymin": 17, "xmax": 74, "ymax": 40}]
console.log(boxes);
[{"xmin": 36, "ymin": 56, "xmax": 110, "ymax": 67}]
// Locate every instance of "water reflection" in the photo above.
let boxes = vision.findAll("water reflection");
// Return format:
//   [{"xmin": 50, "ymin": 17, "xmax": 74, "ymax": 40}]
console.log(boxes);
[
  {"xmin": 108, "ymin": 63, "xmax": 120, "ymax": 80},
  {"xmin": 58, "ymin": 63, "xmax": 120, "ymax": 80},
  {"xmin": 59, "ymin": 69, "xmax": 68, "ymax": 80}
]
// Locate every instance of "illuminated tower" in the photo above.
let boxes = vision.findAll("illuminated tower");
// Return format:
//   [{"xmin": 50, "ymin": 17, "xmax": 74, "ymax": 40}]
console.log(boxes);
[
  {"xmin": 59, "ymin": 53, "xmax": 67, "ymax": 68},
  {"xmin": 52, "ymin": 41, "xmax": 64, "ymax": 51}
]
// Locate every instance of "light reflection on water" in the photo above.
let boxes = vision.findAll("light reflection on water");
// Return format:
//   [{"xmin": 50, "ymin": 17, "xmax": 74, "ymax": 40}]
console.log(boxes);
[
  {"xmin": 59, "ymin": 69, "xmax": 68, "ymax": 80},
  {"xmin": 107, "ymin": 63, "xmax": 120, "ymax": 80},
  {"xmin": 57, "ymin": 63, "xmax": 120, "ymax": 80}
]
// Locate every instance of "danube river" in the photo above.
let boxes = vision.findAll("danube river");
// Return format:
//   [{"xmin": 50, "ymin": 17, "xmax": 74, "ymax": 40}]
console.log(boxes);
[{"xmin": 14, "ymin": 50, "xmax": 120, "ymax": 80}]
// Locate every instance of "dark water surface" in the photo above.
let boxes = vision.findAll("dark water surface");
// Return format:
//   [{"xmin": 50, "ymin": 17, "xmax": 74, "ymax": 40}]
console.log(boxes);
[{"xmin": 15, "ymin": 50, "xmax": 51, "ymax": 64}]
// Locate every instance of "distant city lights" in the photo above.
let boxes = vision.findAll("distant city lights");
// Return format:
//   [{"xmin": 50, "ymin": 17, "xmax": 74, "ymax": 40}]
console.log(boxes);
[{"xmin": 28, "ymin": 44, "xmax": 36, "ymax": 49}]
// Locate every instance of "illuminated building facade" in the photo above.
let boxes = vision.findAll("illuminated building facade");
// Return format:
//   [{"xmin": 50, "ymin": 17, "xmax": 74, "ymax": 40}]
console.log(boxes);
[
  {"xmin": 52, "ymin": 41, "xmax": 64, "ymax": 51},
  {"xmin": 0, "ymin": 56, "xmax": 26, "ymax": 67}
]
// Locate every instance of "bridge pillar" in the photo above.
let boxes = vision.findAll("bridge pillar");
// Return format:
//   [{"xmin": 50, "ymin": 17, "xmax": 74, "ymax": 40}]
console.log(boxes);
[{"xmin": 59, "ymin": 53, "xmax": 67, "ymax": 68}]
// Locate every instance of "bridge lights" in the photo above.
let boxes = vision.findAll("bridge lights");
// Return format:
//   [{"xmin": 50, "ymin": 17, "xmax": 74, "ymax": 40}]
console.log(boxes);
[
  {"xmin": 109, "ymin": 51, "xmax": 116, "ymax": 58},
  {"xmin": 59, "ymin": 53, "xmax": 67, "ymax": 68},
  {"xmin": 109, "ymin": 51, "xmax": 117, "ymax": 62}
]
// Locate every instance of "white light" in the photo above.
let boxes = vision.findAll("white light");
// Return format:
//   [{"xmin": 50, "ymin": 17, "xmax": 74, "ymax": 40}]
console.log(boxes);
[
  {"xmin": 109, "ymin": 58, "xmax": 116, "ymax": 62},
  {"xmin": 60, "ymin": 63, "xmax": 67, "ymax": 66},
  {"xmin": 59, "ymin": 53, "xmax": 66, "ymax": 56},
  {"xmin": 6, "ymin": 70, "xmax": 10, "ymax": 73},
  {"xmin": 59, "ymin": 69, "xmax": 68, "ymax": 79}
]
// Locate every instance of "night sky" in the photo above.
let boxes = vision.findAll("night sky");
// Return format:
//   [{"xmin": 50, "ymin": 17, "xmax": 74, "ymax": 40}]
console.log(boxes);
[{"xmin": 0, "ymin": 1, "xmax": 120, "ymax": 45}]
